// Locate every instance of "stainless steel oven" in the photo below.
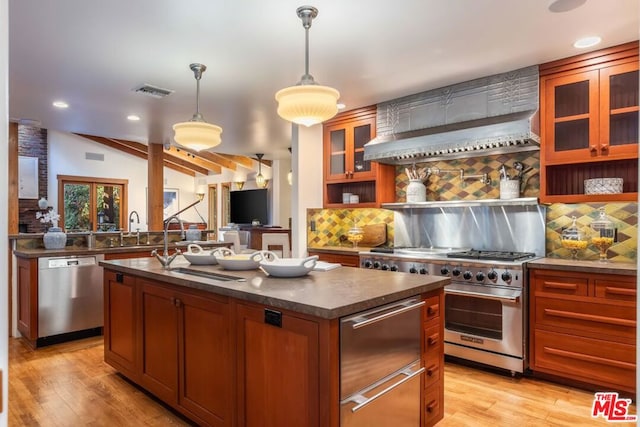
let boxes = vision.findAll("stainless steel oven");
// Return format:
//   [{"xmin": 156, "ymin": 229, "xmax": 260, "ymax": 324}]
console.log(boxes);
[{"xmin": 359, "ymin": 249, "xmax": 535, "ymax": 374}]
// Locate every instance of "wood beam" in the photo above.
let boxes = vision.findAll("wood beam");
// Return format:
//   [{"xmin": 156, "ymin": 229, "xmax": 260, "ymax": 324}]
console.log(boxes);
[
  {"xmin": 217, "ymin": 154, "xmax": 254, "ymax": 169},
  {"xmin": 147, "ymin": 143, "xmax": 164, "ymax": 231},
  {"xmin": 163, "ymin": 146, "xmax": 222, "ymax": 174}
]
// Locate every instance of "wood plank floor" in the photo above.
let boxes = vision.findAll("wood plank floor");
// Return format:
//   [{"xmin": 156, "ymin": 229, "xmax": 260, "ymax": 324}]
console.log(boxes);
[{"xmin": 8, "ymin": 336, "xmax": 636, "ymax": 426}]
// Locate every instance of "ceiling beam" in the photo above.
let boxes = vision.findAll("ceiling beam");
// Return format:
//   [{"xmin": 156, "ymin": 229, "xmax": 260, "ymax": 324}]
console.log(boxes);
[{"xmin": 163, "ymin": 146, "xmax": 222, "ymax": 174}]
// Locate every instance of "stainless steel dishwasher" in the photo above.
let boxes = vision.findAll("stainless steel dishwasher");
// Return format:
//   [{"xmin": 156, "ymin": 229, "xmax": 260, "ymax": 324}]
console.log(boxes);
[
  {"xmin": 38, "ymin": 254, "xmax": 105, "ymax": 345},
  {"xmin": 340, "ymin": 297, "xmax": 425, "ymax": 426}
]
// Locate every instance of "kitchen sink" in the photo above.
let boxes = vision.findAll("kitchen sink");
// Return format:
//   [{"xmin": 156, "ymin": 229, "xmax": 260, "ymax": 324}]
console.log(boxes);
[{"xmin": 170, "ymin": 267, "xmax": 246, "ymax": 282}]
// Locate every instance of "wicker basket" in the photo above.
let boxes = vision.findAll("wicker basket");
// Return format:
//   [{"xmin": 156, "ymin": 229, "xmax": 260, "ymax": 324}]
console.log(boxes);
[{"xmin": 584, "ymin": 178, "xmax": 623, "ymax": 195}]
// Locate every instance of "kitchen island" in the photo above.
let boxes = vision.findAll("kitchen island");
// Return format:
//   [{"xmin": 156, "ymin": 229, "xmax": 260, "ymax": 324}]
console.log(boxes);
[{"xmin": 100, "ymin": 257, "xmax": 448, "ymax": 427}]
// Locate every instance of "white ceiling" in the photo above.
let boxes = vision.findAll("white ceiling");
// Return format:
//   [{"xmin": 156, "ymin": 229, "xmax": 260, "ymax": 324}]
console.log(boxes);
[{"xmin": 8, "ymin": 0, "xmax": 639, "ymax": 161}]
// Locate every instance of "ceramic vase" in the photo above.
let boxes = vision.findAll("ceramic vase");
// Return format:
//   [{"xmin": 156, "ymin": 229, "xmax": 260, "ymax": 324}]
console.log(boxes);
[
  {"xmin": 185, "ymin": 225, "xmax": 201, "ymax": 242},
  {"xmin": 406, "ymin": 179, "xmax": 427, "ymax": 203},
  {"xmin": 43, "ymin": 227, "xmax": 67, "ymax": 249}
]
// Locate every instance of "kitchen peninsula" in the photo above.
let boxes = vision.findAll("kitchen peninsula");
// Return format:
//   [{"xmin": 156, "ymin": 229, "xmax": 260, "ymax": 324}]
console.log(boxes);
[{"xmin": 100, "ymin": 257, "xmax": 448, "ymax": 427}]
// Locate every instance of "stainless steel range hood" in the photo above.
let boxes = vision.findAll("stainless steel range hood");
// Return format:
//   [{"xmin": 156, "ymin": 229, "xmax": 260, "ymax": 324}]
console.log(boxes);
[{"xmin": 364, "ymin": 66, "xmax": 540, "ymax": 165}]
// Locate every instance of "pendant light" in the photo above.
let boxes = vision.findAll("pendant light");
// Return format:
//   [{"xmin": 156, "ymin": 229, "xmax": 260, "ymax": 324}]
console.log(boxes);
[
  {"xmin": 275, "ymin": 6, "xmax": 340, "ymax": 127},
  {"xmin": 255, "ymin": 153, "xmax": 268, "ymax": 188},
  {"xmin": 173, "ymin": 63, "xmax": 222, "ymax": 151}
]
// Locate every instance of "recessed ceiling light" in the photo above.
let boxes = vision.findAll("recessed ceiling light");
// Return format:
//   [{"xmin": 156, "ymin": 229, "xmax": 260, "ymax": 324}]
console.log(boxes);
[
  {"xmin": 127, "ymin": 115, "xmax": 141, "ymax": 121},
  {"xmin": 574, "ymin": 36, "xmax": 602, "ymax": 49},
  {"xmin": 337, "ymin": 103, "xmax": 346, "ymax": 110},
  {"xmin": 548, "ymin": 0, "xmax": 586, "ymax": 13},
  {"xmin": 52, "ymin": 101, "xmax": 69, "ymax": 109}
]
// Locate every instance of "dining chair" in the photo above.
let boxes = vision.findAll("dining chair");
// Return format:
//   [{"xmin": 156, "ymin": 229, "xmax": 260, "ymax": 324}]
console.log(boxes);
[{"xmin": 261, "ymin": 233, "xmax": 291, "ymax": 258}]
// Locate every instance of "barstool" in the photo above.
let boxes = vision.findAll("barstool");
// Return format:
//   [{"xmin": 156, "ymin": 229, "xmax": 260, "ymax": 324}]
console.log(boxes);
[{"xmin": 261, "ymin": 233, "xmax": 291, "ymax": 258}]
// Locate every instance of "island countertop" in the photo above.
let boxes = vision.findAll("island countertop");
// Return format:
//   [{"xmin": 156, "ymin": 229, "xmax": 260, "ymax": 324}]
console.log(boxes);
[{"xmin": 100, "ymin": 257, "xmax": 449, "ymax": 319}]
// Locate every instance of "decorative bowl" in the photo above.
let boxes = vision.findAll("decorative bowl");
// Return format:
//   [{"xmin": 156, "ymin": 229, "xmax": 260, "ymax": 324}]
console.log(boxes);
[
  {"xmin": 584, "ymin": 178, "xmax": 623, "ymax": 195},
  {"xmin": 215, "ymin": 248, "xmax": 270, "ymax": 270},
  {"xmin": 181, "ymin": 244, "xmax": 218, "ymax": 265},
  {"xmin": 260, "ymin": 254, "xmax": 319, "ymax": 278}
]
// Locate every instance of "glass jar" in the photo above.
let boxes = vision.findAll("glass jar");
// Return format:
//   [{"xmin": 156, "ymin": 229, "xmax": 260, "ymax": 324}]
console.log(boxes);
[
  {"xmin": 346, "ymin": 227, "xmax": 364, "ymax": 248},
  {"xmin": 560, "ymin": 216, "xmax": 587, "ymax": 260},
  {"xmin": 591, "ymin": 207, "xmax": 615, "ymax": 262}
]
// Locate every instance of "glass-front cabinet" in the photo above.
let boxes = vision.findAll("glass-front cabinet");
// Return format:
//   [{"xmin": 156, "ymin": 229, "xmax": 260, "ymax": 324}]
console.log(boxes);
[
  {"xmin": 325, "ymin": 115, "xmax": 376, "ymax": 181},
  {"xmin": 540, "ymin": 41, "xmax": 638, "ymax": 203}
]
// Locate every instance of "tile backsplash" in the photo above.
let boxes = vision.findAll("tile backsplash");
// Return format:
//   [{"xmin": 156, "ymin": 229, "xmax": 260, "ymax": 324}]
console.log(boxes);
[{"xmin": 307, "ymin": 208, "xmax": 394, "ymax": 247}]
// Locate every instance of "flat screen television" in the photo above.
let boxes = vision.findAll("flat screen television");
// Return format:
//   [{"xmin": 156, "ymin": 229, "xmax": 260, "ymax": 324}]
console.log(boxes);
[{"xmin": 230, "ymin": 189, "xmax": 269, "ymax": 225}]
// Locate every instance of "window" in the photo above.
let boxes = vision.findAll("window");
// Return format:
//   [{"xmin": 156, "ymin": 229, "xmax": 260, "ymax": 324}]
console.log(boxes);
[{"xmin": 58, "ymin": 175, "xmax": 128, "ymax": 232}]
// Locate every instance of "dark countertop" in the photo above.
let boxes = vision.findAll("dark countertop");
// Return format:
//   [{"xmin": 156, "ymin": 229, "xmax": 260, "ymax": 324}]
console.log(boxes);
[
  {"xmin": 13, "ymin": 241, "xmax": 229, "ymax": 259},
  {"xmin": 100, "ymin": 257, "xmax": 449, "ymax": 319},
  {"xmin": 528, "ymin": 257, "xmax": 637, "ymax": 276}
]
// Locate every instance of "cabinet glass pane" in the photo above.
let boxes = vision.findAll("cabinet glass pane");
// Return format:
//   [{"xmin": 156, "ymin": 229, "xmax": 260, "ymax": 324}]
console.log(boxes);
[
  {"xmin": 555, "ymin": 80, "xmax": 589, "ymax": 118},
  {"xmin": 353, "ymin": 124, "xmax": 372, "ymax": 173},
  {"xmin": 609, "ymin": 70, "xmax": 639, "ymax": 110},
  {"xmin": 610, "ymin": 111, "xmax": 639, "ymax": 146},
  {"xmin": 63, "ymin": 183, "xmax": 90, "ymax": 231},
  {"xmin": 330, "ymin": 129, "xmax": 346, "ymax": 175},
  {"xmin": 555, "ymin": 119, "xmax": 589, "ymax": 151}
]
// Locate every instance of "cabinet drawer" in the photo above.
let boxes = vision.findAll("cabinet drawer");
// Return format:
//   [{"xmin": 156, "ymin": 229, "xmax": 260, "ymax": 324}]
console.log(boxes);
[
  {"xmin": 534, "ymin": 330, "xmax": 636, "ymax": 393},
  {"xmin": 423, "ymin": 294, "xmax": 441, "ymax": 323},
  {"xmin": 423, "ymin": 320, "xmax": 441, "ymax": 389},
  {"xmin": 595, "ymin": 277, "xmax": 637, "ymax": 302},
  {"xmin": 423, "ymin": 384, "xmax": 443, "ymax": 427},
  {"xmin": 533, "ymin": 274, "xmax": 588, "ymax": 296},
  {"xmin": 535, "ymin": 296, "xmax": 636, "ymax": 342}
]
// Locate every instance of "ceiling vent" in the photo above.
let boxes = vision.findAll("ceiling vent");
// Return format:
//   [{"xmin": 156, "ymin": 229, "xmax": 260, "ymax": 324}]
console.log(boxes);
[{"xmin": 132, "ymin": 83, "xmax": 174, "ymax": 99}]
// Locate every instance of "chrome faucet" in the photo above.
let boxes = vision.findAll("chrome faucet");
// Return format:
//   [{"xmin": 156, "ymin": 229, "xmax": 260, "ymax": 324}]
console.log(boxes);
[
  {"xmin": 151, "ymin": 214, "xmax": 183, "ymax": 269},
  {"xmin": 128, "ymin": 210, "xmax": 140, "ymax": 232}
]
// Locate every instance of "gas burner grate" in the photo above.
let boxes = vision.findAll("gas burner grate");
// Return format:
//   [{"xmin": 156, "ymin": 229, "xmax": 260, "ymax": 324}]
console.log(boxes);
[{"xmin": 446, "ymin": 250, "xmax": 536, "ymax": 262}]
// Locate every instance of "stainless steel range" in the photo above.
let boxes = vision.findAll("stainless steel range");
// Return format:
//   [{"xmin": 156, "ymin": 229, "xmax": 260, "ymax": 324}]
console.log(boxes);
[{"xmin": 359, "ymin": 247, "xmax": 537, "ymax": 374}]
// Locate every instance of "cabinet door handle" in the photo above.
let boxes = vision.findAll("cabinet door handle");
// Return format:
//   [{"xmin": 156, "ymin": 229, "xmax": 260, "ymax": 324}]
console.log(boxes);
[
  {"xmin": 427, "ymin": 305, "xmax": 439, "ymax": 315},
  {"xmin": 175, "ymin": 298, "xmax": 182, "ymax": 307},
  {"xmin": 600, "ymin": 144, "xmax": 609, "ymax": 153},
  {"xmin": 427, "ymin": 333, "xmax": 439, "ymax": 346},
  {"xmin": 426, "ymin": 364, "xmax": 438, "ymax": 376},
  {"xmin": 426, "ymin": 399, "xmax": 438, "ymax": 413},
  {"xmin": 590, "ymin": 145, "xmax": 598, "ymax": 153}
]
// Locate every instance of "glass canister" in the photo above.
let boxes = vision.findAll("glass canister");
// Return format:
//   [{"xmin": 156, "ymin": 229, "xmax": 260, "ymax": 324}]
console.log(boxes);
[
  {"xmin": 185, "ymin": 225, "xmax": 202, "ymax": 242},
  {"xmin": 560, "ymin": 216, "xmax": 588, "ymax": 260},
  {"xmin": 591, "ymin": 207, "xmax": 615, "ymax": 262},
  {"xmin": 346, "ymin": 226, "xmax": 364, "ymax": 248}
]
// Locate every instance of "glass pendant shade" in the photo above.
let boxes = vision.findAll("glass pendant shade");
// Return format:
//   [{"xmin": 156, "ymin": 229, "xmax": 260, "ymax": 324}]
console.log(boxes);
[
  {"xmin": 256, "ymin": 174, "xmax": 268, "ymax": 189},
  {"xmin": 275, "ymin": 85, "xmax": 340, "ymax": 127},
  {"xmin": 173, "ymin": 121, "xmax": 222, "ymax": 151}
]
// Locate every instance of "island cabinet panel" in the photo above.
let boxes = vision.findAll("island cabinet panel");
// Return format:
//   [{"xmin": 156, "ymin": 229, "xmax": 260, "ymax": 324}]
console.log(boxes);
[
  {"xmin": 422, "ymin": 289, "xmax": 444, "ymax": 427},
  {"xmin": 236, "ymin": 302, "xmax": 320, "ymax": 427},
  {"xmin": 104, "ymin": 270, "xmax": 137, "ymax": 378},
  {"xmin": 16, "ymin": 257, "xmax": 38, "ymax": 343},
  {"xmin": 307, "ymin": 250, "xmax": 360, "ymax": 267},
  {"xmin": 529, "ymin": 268, "xmax": 637, "ymax": 394}
]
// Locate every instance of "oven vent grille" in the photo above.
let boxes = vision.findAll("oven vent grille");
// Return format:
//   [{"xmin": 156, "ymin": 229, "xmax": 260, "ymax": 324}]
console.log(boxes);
[{"xmin": 132, "ymin": 83, "xmax": 174, "ymax": 99}]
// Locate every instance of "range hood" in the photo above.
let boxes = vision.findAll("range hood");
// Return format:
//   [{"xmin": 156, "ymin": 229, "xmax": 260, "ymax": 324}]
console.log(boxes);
[{"xmin": 364, "ymin": 66, "xmax": 540, "ymax": 165}]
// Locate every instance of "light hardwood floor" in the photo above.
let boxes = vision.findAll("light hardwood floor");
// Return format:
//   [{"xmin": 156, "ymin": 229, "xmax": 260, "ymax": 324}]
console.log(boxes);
[{"xmin": 9, "ymin": 336, "xmax": 636, "ymax": 426}]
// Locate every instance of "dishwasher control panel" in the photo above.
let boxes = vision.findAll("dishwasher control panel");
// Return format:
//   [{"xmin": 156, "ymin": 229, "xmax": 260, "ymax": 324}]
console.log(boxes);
[{"xmin": 47, "ymin": 256, "xmax": 98, "ymax": 268}]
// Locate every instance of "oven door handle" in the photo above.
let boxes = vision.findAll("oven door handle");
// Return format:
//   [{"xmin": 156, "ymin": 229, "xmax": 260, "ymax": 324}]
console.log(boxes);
[
  {"xmin": 445, "ymin": 284, "xmax": 521, "ymax": 303},
  {"xmin": 350, "ymin": 300, "xmax": 425, "ymax": 329},
  {"xmin": 343, "ymin": 365, "xmax": 426, "ymax": 413}
]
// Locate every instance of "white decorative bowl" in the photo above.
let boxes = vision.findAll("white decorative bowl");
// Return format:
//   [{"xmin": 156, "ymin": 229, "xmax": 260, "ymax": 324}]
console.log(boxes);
[
  {"xmin": 584, "ymin": 178, "xmax": 623, "ymax": 195},
  {"xmin": 260, "ymin": 255, "xmax": 319, "ymax": 278},
  {"xmin": 215, "ymin": 249, "xmax": 269, "ymax": 271},
  {"xmin": 181, "ymin": 244, "xmax": 218, "ymax": 265}
]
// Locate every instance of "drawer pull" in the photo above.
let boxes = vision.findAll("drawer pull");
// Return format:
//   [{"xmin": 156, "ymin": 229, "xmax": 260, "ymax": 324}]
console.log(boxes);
[
  {"xmin": 544, "ymin": 308, "xmax": 636, "ymax": 328},
  {"xmin": 427, "ymin": 305, "xmax": 439, "ymax": 315},
  {"xmin": 544, "ymin": 346, "xmax": 635, "ymax": 370},
  {"xmin": 543, "ymin": 281, "xmax": 578, "ymax": 290},
  {"xmin": 604, "ymin": 286, "xmax": 636, "ymax": 297},
  {"xmin": 427, "ymin": 333, "xmax": 439, "ymax": 346},
  {"xmin": 426, "ymin": 399, "xmax": 438, "ymax": 413},
  {"xmin": 426, "ymin": 364, "xmax": 438, "ymax": 376}
]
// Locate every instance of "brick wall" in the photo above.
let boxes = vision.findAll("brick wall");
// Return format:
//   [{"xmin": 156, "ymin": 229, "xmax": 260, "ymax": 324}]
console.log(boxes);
[{"xmin": 18, "ymin": 125, "xmax": 48, "ymax": 233}]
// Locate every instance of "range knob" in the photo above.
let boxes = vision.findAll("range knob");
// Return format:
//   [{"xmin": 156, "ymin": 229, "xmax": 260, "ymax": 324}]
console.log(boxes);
[
  {"xmin": 452, "ymin": 267, "xmax": 461, "ymax": 277},
  {"xmin": 419, "ymin": 268, "xmax": 428, "ymax": 275},
  {"xmin": 373, "ymin": 261, "xmax": 380, "ymax": 269},
  {"xmin": 409, "ymin": 266, "xmax": 418, "ymax": 274},
  {"xmin": 501, "ymin": 271, "xmax": 512, "ymax": 283},
  {"xmin": 440, "ymin": 266, "xmax": 449, "ymax": 275},
  {"xmin": 463, "ymin": 271, "xmax": 473, "ymax": 280},
  {"xmin": 390, "ymin": 265, "xmax": 398, "ymax": 272},
  {"xmin": 364, "ymin": 260, "xmax": 372, "ymax": 268},
  {"xmin": 381, "ymin": 264, "xmax": 390, "ymax": 271},
  {"xmin": 476, "ymin": 272, "xmax": 485, "ymax": 282},
  {"xmin": 487, "ymin": 270, "xmax": 498, "ymax": 281}
]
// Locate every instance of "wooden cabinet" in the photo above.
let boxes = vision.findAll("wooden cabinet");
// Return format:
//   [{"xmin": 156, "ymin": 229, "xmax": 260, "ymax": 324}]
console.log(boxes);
[
  {"xmin": 422, "ymin": 290, "xmax": 444, "ymax": 427},
  {"xmin": 307, "ymin": 249, "xmax": 360, "ymax": 267},
  {"xmin": 104, "ymin": 270, "xmax": 138, "ymax": 378},
  {"xmin": 323, "ymin": 106, "xmax": 395, "ymax": 207},
  {"xmin": 16, "ymin": 257, "xmax": 37, "ymax": 344},
  {"xmin": 236, "ymin": 302, "xmax": 321, "ymax": 427},
  {"xmin": 529, "ymin": 268, "xmax": 636, "ymax": 394},
  {"xmin": 540, "ymin": 41, "xmax": 639, "ymax": 203}
]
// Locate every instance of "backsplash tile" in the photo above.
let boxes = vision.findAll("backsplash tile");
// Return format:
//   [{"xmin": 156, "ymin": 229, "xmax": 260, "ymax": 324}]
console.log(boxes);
[
  {"xmin": 307, "ymin": 208, "xmax": 394, "ymax": 247},
  {"xmin": 546, "ymin": 202, "xmax": 637, "ymax": 263}
]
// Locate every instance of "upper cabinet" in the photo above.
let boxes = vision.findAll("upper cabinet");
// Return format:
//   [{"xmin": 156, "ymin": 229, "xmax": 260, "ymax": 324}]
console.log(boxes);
[
  {"xmin": 540, "ymin": 41, "xmax": 639, "ymax": 203},
  {"xmin": 322, "ymin": 106, "xmax": 395, "ymax": 208}
]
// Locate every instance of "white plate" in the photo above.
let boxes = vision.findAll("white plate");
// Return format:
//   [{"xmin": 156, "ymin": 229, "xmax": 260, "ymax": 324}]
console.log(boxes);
[
  {"xmin": 215, "ymin": 249, "xmax": 269, "ymax": 271},
  {"xmin": 182, "ymin": 244, "xmax": 218, "ymax": 265},
  {"xmin": 260, "ymin": 255, "xmax": 319, "ymax": 278}
]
